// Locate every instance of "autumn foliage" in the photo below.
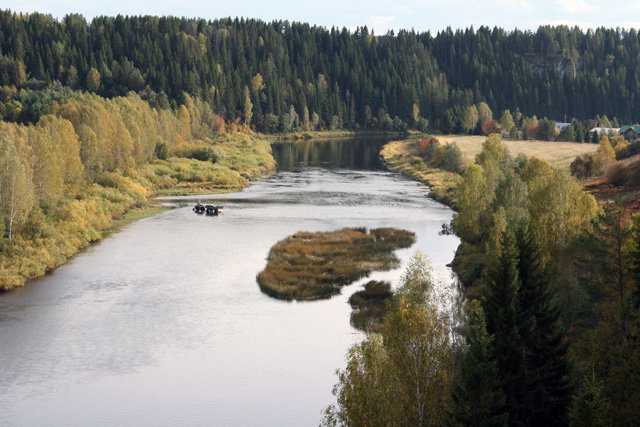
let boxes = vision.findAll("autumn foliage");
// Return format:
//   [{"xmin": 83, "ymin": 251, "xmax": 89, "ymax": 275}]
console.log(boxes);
[
  {"xmin": 481, "ymin": 118, "xmax": 501, "ymax": 135},
  {"xmin": 0, "ymin": 92, "xmax": 275, "ymax": 291}
]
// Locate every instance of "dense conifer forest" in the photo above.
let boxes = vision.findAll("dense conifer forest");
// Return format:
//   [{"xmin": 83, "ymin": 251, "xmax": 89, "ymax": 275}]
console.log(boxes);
[{"xmin": 1, "ymin": 10, "xmax": 640, "ymax": 130}]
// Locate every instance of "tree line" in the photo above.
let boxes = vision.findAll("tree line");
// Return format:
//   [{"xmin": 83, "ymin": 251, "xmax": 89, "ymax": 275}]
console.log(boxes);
[{"xmin": 1, "ymin": 11, "xmax": 640, "ymax": 132}]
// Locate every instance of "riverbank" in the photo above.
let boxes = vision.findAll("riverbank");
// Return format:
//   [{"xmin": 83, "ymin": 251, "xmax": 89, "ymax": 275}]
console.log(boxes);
[
  {"xmin": 0, "ymin": 134, "xmax": 275, "ymax": 292},
  {"xmin": 380, "ymin": 136, "xmax": 600, "ymax": 208},
  {"xmin": 382, "ymin": 135, "xmax": 599, "ymax": 304},
  {"xmin": 2, "ymin": 132, "xmax": 435, "ymax": 293},
  {"xmin": 380, "ymin": 139, "xmax": 461, "ymax": 207}
]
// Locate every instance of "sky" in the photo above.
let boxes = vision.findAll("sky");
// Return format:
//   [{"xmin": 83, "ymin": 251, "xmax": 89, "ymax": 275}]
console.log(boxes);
[{"xmin": 7, "ymin": 0, "xmax": 640, "ymax": 33}]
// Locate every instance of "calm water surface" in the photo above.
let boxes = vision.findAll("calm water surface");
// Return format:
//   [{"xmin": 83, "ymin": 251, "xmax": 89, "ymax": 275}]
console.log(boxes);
[{"xmin": 0, "ymin": 137, "xmax": 459, "ymax": 426}]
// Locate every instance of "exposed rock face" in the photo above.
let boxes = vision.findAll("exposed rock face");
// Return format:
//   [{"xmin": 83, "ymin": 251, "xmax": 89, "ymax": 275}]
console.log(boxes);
[{"xmin": 529, "ymin": 56, "xmax": 579, "ymax": 78}]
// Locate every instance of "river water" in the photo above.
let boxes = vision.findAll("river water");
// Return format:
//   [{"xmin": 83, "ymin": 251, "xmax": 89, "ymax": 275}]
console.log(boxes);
[{"xmin": 0, "ymin": 136, "xmax": 459, "ymax": 426}]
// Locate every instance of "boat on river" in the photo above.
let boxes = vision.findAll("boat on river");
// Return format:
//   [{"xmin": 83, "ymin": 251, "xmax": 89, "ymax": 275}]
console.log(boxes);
[
  {"xmin": 194, "ymin": 202, "xmax": 223, "ymax": 215},
  {"xmin": 193, "ymin": 203, "xmax": 205, "ymax": 214},
  {"xmin": 205, "ymin": 205, "xmax": 224, "ymax": 216}
]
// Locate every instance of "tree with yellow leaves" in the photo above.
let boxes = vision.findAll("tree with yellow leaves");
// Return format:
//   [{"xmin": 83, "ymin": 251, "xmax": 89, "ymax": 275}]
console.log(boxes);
[
  {"xmin": 324, "ymin": 252, "xmax": 453, "ymax": 426},
  {"xmin": 527, "ymin": 169, "xmax": 598, "ymax": 266},
  {"xmin": 453, "ymin": 164, "xmax": 490, "ymax": 244},
  {"xmin": 243, "ymin": 85, "xmax": 253, "ymax": 126},
  {"xmin": 0, "ymin": 134, "xmax": 34, "ymax": 246},
  {"xmin": 597, "ymin": 135, "xmax": 616, "ymax": 164}
]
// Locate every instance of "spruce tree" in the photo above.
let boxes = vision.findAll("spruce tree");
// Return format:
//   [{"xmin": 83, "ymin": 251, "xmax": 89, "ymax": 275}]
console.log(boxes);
[
  {"xmin": 570, "ymin": 371, "xmax": 612, "ymax": 427},
  {"xmin": 450, "ymin": 302, "xmax": 507, "ymax": 426},
  {"xmin": 482, "ymin": 230, "xmax": 524, "ymax": 424},
  {"xmin": 515, "ymin": 226, "xmax": 573, "ymax": 425},
  {"xmin": 628, "ymin": 215, "xmax": 640, "ymax": 307}
]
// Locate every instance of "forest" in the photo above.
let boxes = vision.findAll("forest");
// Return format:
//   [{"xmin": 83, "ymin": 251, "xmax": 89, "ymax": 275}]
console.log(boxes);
[{"xmin": 1, "ymin": 10, "xmax": 640, "ymax": 133}]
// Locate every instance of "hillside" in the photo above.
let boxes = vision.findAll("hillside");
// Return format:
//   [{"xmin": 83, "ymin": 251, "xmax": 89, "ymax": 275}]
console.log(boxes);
[{"xmin": 1, "ymin": 11, "xmax": 640, "ymax": 130}]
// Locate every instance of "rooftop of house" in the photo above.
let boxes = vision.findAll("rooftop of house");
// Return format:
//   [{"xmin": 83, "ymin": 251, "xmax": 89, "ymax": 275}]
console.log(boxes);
[
  {"xmin": 620, "ymin": 125, "xmax": 640, "ymax": 133},
  {"xmin": 591, "ymin": 127, "xmax": 620, "ymax": 134}
]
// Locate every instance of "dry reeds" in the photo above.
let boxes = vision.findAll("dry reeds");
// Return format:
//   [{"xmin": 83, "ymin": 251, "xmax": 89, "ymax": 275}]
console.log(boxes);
[{"xmin": 257, "ymin": 228, "xmax": 415, "ymax": 300}]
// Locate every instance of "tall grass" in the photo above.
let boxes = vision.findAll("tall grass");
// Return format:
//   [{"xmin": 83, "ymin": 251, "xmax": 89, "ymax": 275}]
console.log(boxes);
[{"xmin": 256, "ymin": 227, "xmax": 415, "ymax": 300}]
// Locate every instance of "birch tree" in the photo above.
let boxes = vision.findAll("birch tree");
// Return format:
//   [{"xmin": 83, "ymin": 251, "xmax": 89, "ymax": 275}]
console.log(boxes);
[
  {"xmin": 0, "ymin": 134, "xmax": 33, "ymax": 246},
  {"xmin": 324, "ymin": 253, "xmax": 453, "ymax": 426}
]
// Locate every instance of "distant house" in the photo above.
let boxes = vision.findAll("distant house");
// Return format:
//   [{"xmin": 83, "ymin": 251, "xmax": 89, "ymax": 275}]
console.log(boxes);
[
  {"xmin": 590, "ymin": 127, "xmax": 620, "ymax": 135},
  {"xmin": 620, "ymin": 125, "xmax": 640, "ymax": 141},
  {"xmin": 555, "ymin": 122, "xmax": 572, "ymax": 131}
]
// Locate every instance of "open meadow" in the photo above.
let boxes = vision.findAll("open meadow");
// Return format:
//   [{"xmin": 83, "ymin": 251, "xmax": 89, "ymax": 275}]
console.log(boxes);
[{"xmin": 437, "ymin": 135, "xmax": 598, "ymax": 169}]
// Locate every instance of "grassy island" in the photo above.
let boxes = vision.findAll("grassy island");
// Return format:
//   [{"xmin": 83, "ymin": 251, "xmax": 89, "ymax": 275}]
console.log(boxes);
[
  {"xmin": 257, "ymin": 227, "xmax": 416, "ymax": 300},
  {"xmin": 348, "ymin": 280, "xmax": 393, "ymax": 331}
]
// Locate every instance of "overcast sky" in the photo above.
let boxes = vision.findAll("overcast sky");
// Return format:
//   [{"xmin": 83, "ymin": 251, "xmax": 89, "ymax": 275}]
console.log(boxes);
[{"xmin": 7, "ymin": 0, "xmax": 640, "ymax": 33}]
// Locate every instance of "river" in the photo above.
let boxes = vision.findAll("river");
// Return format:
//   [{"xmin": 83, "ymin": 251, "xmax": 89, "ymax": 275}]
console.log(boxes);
[{"xmin": 0, "ymin": 136, "xmax": 460, "ymax": 426}]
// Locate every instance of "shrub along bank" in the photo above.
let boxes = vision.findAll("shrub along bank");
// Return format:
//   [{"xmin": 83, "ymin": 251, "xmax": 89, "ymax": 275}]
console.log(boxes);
[{"xmin": 380, "ymin": 139, "xmax": 462, "ymax": 206}]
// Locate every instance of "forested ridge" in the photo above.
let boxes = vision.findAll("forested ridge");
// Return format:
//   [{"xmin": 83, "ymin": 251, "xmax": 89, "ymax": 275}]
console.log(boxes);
[{"xmin": 1, "ymin": 10, "xmax": 640, "ymax": 130}]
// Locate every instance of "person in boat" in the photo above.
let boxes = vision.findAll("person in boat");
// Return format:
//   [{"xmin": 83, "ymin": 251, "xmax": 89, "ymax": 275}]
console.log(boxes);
[
  {"xmin": 205, "ymin": 205, "xmax": 217, "ymax": 215},
  {"xmin": 193, "ymin": 202, "xmax": 205, "ymax": 213}
]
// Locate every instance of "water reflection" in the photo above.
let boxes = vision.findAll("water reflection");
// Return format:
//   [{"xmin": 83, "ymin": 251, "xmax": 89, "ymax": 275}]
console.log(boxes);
[{"xmin": 271, "ymin": 136, "xmax": 389, "ymax": 171}]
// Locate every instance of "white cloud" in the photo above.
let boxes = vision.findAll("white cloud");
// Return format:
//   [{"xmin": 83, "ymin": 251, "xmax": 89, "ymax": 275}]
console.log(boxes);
[
  {"xmin": 369, "ymin": 15, "xmax": 396, "ymax": 33},
  {"xmin": 556, "ymin": 0, "xmax": 599, "ymax": 14}
]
